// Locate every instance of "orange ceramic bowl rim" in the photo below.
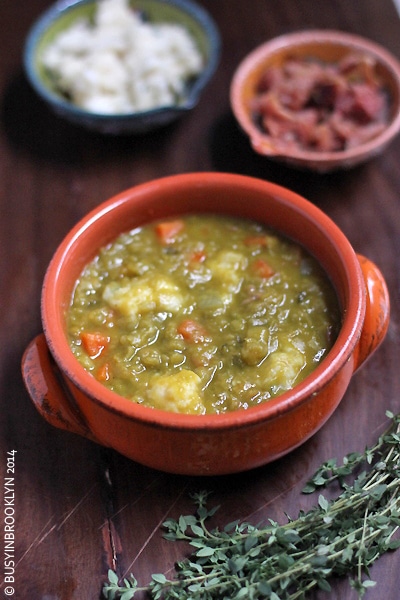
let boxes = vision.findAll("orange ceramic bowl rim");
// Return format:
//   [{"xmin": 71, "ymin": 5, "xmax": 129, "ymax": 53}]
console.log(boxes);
[
  {"xmin": 41, "ymin": 172, "xmax": 365, "ymax": 431},
  {"xmin": 230, "ymin": 30, "xmax": 400, "ymax": 168}
]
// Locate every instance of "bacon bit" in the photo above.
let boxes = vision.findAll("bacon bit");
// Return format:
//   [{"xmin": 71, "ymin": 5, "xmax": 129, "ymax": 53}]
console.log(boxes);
[
  {"xmin": 257, "ymin": 65, "xmax": 283, "ymax": 93},
  {"xmin": 311, "ymin": 122, "xmax": 343, "ymax": 152},
  {"xmin": 80, "ymin": 332, "xmax": 109, "ymax": 359},
  {"xmin": 252, "ymin": 258, "xmax": 275, "ymax": 278},
  {"xmin": 155, "ymin": 220, "xmax": 185, "ymax": 244},
  {"xmin": 97, "ymin": 362, "xmax": 111, "ymax": 382},
  {"xmin": 177, "ymin": 319, "xmax": 210, "ymax": 343},
  {"xmin": 346, "ymin": 83, "xmax": 386, "ymax": 123}
]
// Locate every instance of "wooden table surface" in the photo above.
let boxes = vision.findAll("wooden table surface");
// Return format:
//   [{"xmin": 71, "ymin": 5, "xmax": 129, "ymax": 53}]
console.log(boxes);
[{"xmin": 1, "ymin": 0, "xmax": 400, "ymax": 598}]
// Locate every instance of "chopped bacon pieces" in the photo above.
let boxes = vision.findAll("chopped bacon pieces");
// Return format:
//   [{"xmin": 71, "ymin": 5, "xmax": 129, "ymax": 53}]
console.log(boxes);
[{"xmin": 251, "ymin": 53, "xmax": 389, "ymax": 153}]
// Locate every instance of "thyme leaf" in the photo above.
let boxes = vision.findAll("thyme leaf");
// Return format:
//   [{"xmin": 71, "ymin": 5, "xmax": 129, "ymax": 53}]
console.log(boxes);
[{"xmin": 103, "ymin": 411, "xmax": 400, "ymax": 599}]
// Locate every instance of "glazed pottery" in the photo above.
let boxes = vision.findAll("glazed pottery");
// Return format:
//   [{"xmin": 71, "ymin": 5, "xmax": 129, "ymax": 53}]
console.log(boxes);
[
  {"xmin": 24, "ymin": 0, "xmax": 221, "ymax": 134},
  {"xmin": 22, "ymin": 173, "xmax": 390, "ymax": 475},
  {"xmin": 230, "ymin": 30, "xmax": 400, "ymax": 172}
]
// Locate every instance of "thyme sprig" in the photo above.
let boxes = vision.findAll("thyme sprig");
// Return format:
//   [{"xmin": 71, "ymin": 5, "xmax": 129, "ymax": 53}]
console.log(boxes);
[{"xmin": 103, "ymin": 411, "xmax": 400, "ymax": 599}]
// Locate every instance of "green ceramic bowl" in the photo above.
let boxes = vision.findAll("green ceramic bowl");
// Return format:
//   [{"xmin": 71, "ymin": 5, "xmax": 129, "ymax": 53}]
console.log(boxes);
[{"xmin": 24, "ymin": 0, "xmax": 221, "ymax": 134}]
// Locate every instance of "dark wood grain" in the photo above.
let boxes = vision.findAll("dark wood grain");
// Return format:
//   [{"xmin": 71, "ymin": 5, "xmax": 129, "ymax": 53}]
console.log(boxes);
[{"xmin": 1, "ymin": 1, "xmax": 400, "ymax": 598}]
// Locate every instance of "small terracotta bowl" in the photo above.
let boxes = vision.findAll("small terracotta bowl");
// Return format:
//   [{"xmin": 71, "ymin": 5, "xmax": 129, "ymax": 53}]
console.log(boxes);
[
  {"xmin": 230, "ymin": 30, "xmax": 400, "ymax": 172},
  {"xmin": 21, "ymin": 173, "xmax": 390, "ymax": 475}
]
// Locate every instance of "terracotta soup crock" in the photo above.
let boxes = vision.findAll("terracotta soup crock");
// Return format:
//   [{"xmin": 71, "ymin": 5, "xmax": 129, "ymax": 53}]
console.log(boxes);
[{"xmin": 21, "ymin": 173, "xmax": 390, "ymax": 475}]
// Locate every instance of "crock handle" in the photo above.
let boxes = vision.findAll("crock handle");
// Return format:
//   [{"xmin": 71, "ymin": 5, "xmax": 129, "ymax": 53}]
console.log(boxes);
[
  {"xmin": 354, "ymin": 254, "xmax": 390, "ymax": 372},
  {"xmin": 21, "ymin": 334, "xmax": 99, "ymax": 442}
]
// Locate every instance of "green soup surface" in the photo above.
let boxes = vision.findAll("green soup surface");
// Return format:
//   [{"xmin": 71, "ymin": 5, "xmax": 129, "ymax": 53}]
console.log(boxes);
[{"xmin": 67, "ymin": 215, "xmax": 341, "ymax": 414}]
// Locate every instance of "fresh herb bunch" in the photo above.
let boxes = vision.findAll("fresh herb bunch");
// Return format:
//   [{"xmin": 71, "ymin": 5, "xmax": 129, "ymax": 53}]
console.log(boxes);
[{"xmin": 103, "ymin": 411, "xmax": 400, "ymax": 599}]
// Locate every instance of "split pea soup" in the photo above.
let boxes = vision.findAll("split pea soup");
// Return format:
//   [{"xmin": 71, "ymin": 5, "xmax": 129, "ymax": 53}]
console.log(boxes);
[{"xmin": 67, "ymin": 214, "xmax": 341, "ymax": 414}]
